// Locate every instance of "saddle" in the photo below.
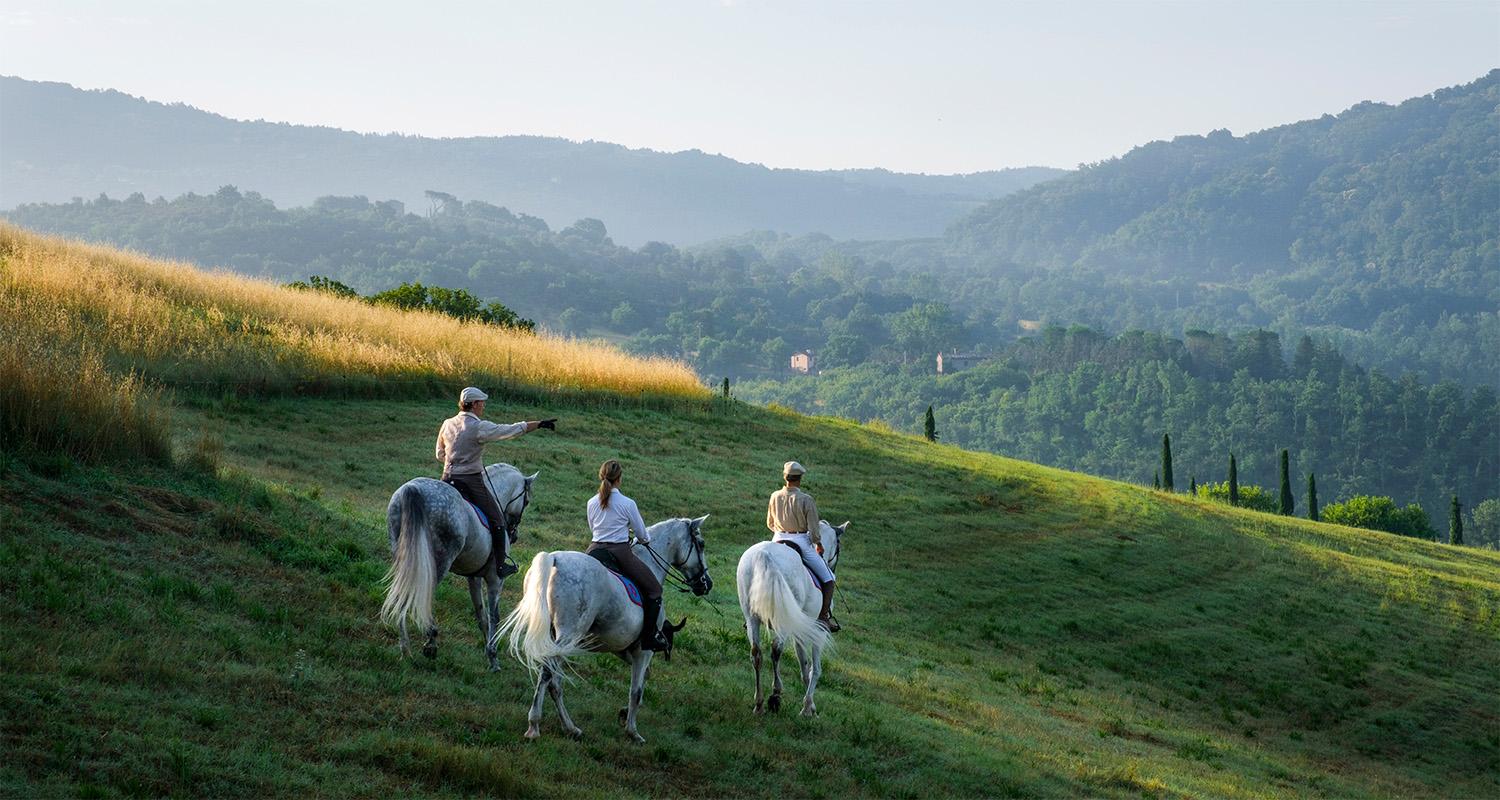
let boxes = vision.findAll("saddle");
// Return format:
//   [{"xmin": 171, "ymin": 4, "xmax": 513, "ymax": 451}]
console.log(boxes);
[
  {"xmin": 776, "ymin": 539, "xmax": 824, "ymax": 589},
  {"xmin": 586, "ymin": 548, "xmax": 643, "ymax": 607}
]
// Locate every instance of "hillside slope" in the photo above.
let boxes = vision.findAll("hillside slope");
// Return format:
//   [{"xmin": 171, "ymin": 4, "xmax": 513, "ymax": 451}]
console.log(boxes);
[
  {"xmin": 0, "ymin": 76, "xmax": 1064, "ymax": 246},
  {"xmin": 3, "ymin": 235, "xmax": 1498, "ymax": 798}
]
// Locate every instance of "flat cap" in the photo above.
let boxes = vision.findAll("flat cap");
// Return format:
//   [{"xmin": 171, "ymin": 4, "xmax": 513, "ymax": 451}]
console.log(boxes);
[
  {"xmin": 783, "ymin": 461, "xmax": 806, "ymax": 477},
  {"xmin": 460, "ymin": 387, "xmax": 489, "ymax": 403}
]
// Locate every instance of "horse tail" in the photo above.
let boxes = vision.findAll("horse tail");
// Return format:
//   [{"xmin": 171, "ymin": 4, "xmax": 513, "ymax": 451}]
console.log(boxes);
[
  {"xmin": 499, "ymin": 551, "xmax": 586, "ymax": 672},
  {"xmin": 380, "ymin": 484, "xmax": 437, "ymax": 633},
  {"xmin": 748, "ymin": 547, "xmax": 829, "ymax": 653}
]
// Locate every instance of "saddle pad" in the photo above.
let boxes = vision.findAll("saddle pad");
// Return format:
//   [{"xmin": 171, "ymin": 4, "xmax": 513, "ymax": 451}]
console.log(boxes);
[
  {"xmin": 466, "ymin": 501, "xmax": 490, "ymax": 531},
  {"xmin": 612, "ymin": 571, "xmax": 643, "ymax": 607}
]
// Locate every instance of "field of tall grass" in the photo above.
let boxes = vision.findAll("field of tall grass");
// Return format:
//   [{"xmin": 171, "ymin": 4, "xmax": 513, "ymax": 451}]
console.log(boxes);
[{"xmin": 0, "ymin": 224, "xmax": 707, "ymax": 405}]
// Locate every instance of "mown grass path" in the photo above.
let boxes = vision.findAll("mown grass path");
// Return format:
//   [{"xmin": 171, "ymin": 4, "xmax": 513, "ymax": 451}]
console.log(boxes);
[{"xmin": 3, "ymin": 396, "xmax": 1497, "ymax": 798}]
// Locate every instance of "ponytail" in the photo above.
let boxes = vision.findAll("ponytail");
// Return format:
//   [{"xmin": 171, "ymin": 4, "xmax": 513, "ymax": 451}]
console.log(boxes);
[{"xmin": 598, "ymin": 459, "xmax": 622, "ymax": 509}]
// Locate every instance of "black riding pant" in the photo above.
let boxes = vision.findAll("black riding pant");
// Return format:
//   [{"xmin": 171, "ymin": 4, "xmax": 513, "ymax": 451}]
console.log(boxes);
[{"xmin": 586, "ymin": 541, "xmax": 663, "ymax": 602}]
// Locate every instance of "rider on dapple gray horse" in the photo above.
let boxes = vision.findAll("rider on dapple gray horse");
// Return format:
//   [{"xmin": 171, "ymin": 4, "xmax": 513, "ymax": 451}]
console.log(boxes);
[
  {"xmin": 587, "ymin": 459, "xmax": 671, "ymax": 652},
  {"xmin": 768, "ymin": 461, "xmax": 840, "ymax": 632},
  {"xmin": 436, "ymin": 386, "xmax": 555, "ymax": 578}
]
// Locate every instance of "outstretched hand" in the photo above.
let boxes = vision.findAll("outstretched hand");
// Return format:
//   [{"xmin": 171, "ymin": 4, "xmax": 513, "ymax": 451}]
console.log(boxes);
[{"xmin": 538, "ymin": 419, "xmax": 557, "ymax": 430}]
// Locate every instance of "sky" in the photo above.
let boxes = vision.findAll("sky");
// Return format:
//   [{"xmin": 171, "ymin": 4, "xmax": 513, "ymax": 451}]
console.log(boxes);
[{"xmin": 1, "ymin": 0, "xmax": 1495, "ymax": 175}]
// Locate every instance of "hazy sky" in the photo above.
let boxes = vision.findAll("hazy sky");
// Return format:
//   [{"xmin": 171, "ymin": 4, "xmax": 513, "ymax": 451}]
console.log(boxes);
[{"xmin": 2, "ymin": 1, "xmax": 1495, "ymax": 174}]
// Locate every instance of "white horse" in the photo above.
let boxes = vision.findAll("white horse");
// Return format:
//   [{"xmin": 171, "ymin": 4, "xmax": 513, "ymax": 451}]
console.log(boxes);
[
  {"xmin": 500, "ymin": 515, "xmax": 712, "ymax": 743},
  {"xmin": 737, "ymin": 519, "xmax": 847, "ymax": 717},
  {"xmin": 381, "ymin": 462, "xmax": 537, "ymax": 671}
]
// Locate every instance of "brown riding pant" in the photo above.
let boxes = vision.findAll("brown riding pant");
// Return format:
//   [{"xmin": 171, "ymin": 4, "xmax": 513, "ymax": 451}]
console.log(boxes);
[
  {"xmin": 586, "ymin": 541, "xmax": 663, "ymax": 602},
  {"xmin": 441, "ymin": 471, "xmax": 506, "ymax": 540}
]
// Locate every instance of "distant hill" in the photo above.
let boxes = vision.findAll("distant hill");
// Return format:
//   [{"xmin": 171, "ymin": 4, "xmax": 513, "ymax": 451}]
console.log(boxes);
[
  {"xmin": 0, "ymin": 76, "xmax": 1065, "ymax": 246},
  {"xmin": 946, "ymin": 70, "xmax": 1498, "ymax": 295}
]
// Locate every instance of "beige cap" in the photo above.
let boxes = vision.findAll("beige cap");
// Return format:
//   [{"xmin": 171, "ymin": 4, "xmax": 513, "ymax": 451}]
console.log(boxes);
[
  {"xmin": 783, "ymin": 461, "xmax": 806, "ymax": 477},
  {"xmin": 460, "ymin": 387, "xmax": 489, "ymax": 403}
]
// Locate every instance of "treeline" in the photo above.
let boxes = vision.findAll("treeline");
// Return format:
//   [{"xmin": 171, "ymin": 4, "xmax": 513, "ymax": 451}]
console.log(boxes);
[{"xmin": 734, "ymin": 325, "xmax": 1499, "ymax": 535}]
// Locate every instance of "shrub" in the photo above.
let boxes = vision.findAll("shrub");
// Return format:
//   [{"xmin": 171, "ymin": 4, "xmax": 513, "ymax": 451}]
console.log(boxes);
[
  {"xmin": 1197, "ymin": 481, "xmax": 1277, "ymax": 513},
  {"xmin": 1321, "ymin": 495, "xmax": 1439, "ymax": 539}
]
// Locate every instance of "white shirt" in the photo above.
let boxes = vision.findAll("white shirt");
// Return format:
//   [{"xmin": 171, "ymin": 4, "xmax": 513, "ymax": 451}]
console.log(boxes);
[
  {"xmin": 435, "ymin": 412, "xmax": 528, "ymax": 475},
  {"xmin": 586, "ymin": 489, "xmax": 650, "ymax": 544}
]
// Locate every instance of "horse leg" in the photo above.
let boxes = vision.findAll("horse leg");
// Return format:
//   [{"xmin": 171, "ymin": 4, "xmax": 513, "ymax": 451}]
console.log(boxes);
[
  {"xmin": 797, "ymin": 642, "xmax": 822, "ymax": 718},
  {"xmin": 422, "ymin": 621, "xmax": 440, "ymax": 660},
  {"xmin": 618, "ymin": 652, "xmax": 650, "ymax": 743},
  {"xmin": 747, "ymin": 615, "xmax": 766, "ymax": 715},
  {"xmin": 470, "ymin": 574, "xmax": 502, "ymax": 672},
  {"xmin": 544, "ymin": 658, "xmax": 583, "ymax": 740},
  {"xmin": 524, "ymin": 662, "xmax": 550, "ymax": 739},
  {"xmin": 398, "ymin": 618, "xmax": 412, "ymax": 659},
  {"xmin": 767, "ymin": 635, "xmax": 785, "ymax": 714}
]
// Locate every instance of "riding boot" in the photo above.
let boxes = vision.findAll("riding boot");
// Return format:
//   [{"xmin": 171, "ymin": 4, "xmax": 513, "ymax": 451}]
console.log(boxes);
[
  {"xmin": 494, "ymin": 533, "xmax": 518, "ymax": 579},
  {"xmin": 817, "ymin": 582, "xmax": 840, "ymax": 632},
  {"xmin": 637, "ymin": 597, "xmax": 669, "ymax": 652}
]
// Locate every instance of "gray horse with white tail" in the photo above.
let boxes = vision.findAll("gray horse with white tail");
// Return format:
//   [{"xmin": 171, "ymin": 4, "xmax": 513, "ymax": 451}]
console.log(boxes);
[
  {"xmin": 737, "ymin": 519, "xmax": 847, "ymax": 717},
  {"xmin": 381, "ymin": 462, "xmax": 537, "ymax": 671},
  {"xmin": 500, "ymin": 515, "xmax": 712, "ymax": 743}
]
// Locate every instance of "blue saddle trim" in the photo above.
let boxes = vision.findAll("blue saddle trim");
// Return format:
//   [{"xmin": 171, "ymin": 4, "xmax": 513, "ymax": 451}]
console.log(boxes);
[
  {"xmin": 611, "ymin": 571, "xmax": 643, "ymax": 607},
  {"xmin": 466, "ymin": 501, "xmax": 490, "ymax": 531}
]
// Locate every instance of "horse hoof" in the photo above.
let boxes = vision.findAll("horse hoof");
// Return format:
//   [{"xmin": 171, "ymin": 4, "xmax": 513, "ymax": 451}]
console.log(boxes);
[
  {"xmin": 524, "ymin": 728, "xmax": 540, "ymax": 740},
  {"xmin": 422, "ymin": 645, "xmax": 438, "ymax": 660},
  {"xmin": 568, "ymin": 729, "xmax": 584, "ymax": 742},
  {"xmin": 629, "ymin": 733, "xmax": 646, "ymax": 744},
  {"xmin": 767, "ymin": 695, "xmax": 781, "ymax": 714},
  {"xmin": 802, "ymin": 707, "xmax": 817, "ymax": 718},
  {"xmin": 753, "ymin": 705, "xmax": 765, "ymax": 716}
]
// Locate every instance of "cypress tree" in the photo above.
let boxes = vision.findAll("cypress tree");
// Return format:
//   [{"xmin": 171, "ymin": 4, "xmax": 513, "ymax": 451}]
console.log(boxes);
[
  {"xmin": 1228, "ymin": 454, "xmax": 1239, "ymax": 507},
  {"xmin": 1161, "ymin": 433, "xmax": 1175, "ymax": 492},
  {"xmin": 924, "ymin": 405, "xmax": 937, "ymax": 442},
  {"xmin": 1153, "ymin": 471, "xmax": 1160, "ymax": 490},
  {"xmin": 1279, "ymin": 449, "xmax": 1294, "ymax": 515},
  {"xmin": 1307, "ymin": 472, "xmax": 1319, "ymax": 521},
  {"xmin": 1189, "ymin": 475, "xmax": 1197, "ymax": 496},
  {"xmin": 1451, "ymin": 495, "xmax": 1464, "ymax": 546}
]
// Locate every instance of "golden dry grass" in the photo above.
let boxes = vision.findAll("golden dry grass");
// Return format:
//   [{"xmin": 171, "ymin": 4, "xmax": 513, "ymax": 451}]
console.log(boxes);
[{"xmin": 0, "ymin": 224, "xmax": 707, "ymax": 403}]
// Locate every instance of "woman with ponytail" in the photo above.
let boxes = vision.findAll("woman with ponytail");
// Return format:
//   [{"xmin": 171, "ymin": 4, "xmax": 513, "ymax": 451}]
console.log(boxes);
[{"xmin": 586, "ymin": 460, "xmax": 669, "ymax": 651}]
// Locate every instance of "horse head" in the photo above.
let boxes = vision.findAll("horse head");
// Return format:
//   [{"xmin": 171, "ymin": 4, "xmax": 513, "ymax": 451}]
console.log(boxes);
[
  {"xmin": 660, "ymin": 617, "xmax": 688, "ymax": 662},
  {"xmin": 819, "ymin": 520, "xmax": 849, "ymax": 573},
  {"xmin": 490, "ymin": 466, "xmax": 538, "ymax": 542},
  {"xmin": 682, "ymin": 514, "xmax": 713, "ymax": 596}
]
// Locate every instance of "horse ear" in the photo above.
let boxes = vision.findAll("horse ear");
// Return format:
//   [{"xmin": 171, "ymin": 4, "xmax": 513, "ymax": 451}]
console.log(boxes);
[
  {"xmin": 690, "ymin": 514, "xmax": 709, "ymax": 532},
  {"xmin": 664, "ymin": 617, "xmax": 688, "ymax": 633},
  {"xmin": 838, "ymin": 521, "xmax": 850, "ymax": 536},
  {"xmin": 525, "ymin": 471, "xmax": 539, "ymax": 484}
]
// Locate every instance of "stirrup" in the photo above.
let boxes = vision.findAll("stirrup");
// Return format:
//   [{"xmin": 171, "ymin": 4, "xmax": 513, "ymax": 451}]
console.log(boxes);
[
  {"xmin": 639, "ymin": 630, "xmax": 670, "ymax": 652},
  {"xmin": 498, "ymin": 556, "xmax": 519, "ymax": 579},
  {"xmin": 817, "ymin": 613, "xmax": 840, "ymax": 633}
]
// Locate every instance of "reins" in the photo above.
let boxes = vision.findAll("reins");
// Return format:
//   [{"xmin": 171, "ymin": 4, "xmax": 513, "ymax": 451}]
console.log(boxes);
[{"xmin": 638, "ymin": 531, "xmax": 725, "ymax": 617}]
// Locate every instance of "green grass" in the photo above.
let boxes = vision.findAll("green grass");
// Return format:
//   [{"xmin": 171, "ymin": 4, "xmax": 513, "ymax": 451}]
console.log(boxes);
[{"xmin": 3, "ymin": 395, "xmax": 1497, "ymax": 798}]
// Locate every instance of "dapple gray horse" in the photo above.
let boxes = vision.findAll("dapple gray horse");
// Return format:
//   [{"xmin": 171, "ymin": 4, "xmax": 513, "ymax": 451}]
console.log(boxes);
[
  {"xmin": 737, "ymin": 520, "xmax": 847, "ymax": 717},
  {"xmin": 381, "ymin": 463, "xmax": 537, "ymax": 671},
  {"xmin": 500, "ymin": 516, "xmax": 712, "ymax": 743}
]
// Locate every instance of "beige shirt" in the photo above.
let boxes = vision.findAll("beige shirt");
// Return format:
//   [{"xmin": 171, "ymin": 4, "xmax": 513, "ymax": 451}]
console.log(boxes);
[
  {"xmin": 435, "ymin": 412, "xmax": 528, "ymax": 475},
  {"xmin": 767, "ymin": 485, "xmax": 821, "ymax": 545}
]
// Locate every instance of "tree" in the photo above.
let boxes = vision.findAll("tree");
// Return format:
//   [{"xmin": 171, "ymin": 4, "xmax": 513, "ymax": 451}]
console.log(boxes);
[
  {"xmin": 1161, "ymin": 433, "xmax": 1175, "ymax": 492},
  {"xmin": 1279, "ymin": 449, "xmax": 1294, "ymax": 516},
  {"xmin": 557, "ymin": 307, "xmax": 588, "ymax": 336},
  {"xmin": 1189, "ymin": 475, "xmax": 1197, "ymax": 496},
  {"xmin": 924, "ymin": 405, "xmax": 937, "ymax": 442},
  {"xmin": 1307, "ymin": 472, "xmax": 1319, "ymax": 521},
  {"xmin": 1228, "ymin": 454, "xmax": 1239, "ymax": 507},
  {"xmin": 610, "ymin": 301, "xmax": 642, "ymax": 332},
  {"xmin": 1153, "ymin": 471, "xmax": 1161, "ymax": 490},
  {"xmin": 1472, "ymin": 499, "xmax": 1500, "ymax": 549},
  {"xmin": 1451, "ymin": 495, "xmax": 1463, "ymax": 546}
]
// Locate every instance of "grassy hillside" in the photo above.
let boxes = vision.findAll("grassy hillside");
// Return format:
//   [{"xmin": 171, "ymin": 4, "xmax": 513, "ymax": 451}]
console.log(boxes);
[{"xmin": 3, "ymin": 233, "xmax": 1498, "ymax": 798}]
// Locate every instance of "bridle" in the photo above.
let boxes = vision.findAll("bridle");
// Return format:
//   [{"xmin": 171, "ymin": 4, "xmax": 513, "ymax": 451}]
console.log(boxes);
[
  {"xmin": 638, "ymin": 521, "xmax": 713, "ymax": 598},
  {"xmin": 484, "ymin": 469, "xmax": 531, "ymax": 541}
]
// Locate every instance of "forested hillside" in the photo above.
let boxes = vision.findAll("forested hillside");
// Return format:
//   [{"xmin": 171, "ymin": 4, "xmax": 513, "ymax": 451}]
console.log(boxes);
[
  {"xmin": 735, "ymin": 325, "xmax": 1499, "ymax": 539},
  {"xmin": 0, "ymin": 76, "xmax": 1061, "ymax": 245}
]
